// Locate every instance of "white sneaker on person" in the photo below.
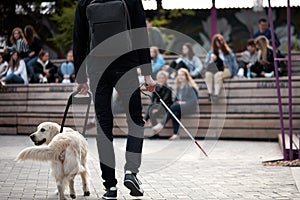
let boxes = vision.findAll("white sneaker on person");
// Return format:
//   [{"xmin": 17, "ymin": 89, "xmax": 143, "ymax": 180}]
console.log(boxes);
[
  {"xmin": 42, "ymin": 77, "xmax": 48, "ymax": 83},
  {"xmin": 237, "ymin": 68, "xmax": 244, "ymax": 77},
  {"xmin": 152, "ymin": 123, "xmax": 163, "ymax": 133},
  {"xmin": 251, "ymin": 72, "xmax": 257, "ymax": 77},
  {"xmin": 264, "ymin": 71, "xmax": 274, "ymax": 78},
  {"xmin": 62, "ymin": 78, "xmax": 71, "ymax": 83},
  {"xmin": 169, "ymin": 134, "xmax": 179, "ymax": 140},
  {"xmin": 0, "ymin": 80, "xmax": 5, "ymax": 86}
]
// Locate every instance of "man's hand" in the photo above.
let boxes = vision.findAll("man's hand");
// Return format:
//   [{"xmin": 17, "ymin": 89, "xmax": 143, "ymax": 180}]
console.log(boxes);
[
  {"xmin": 77, "ymin": 82, "xmax": 89, "ymax": 95},
  {"xmin": 44, "ymin": 69, "xmax": 50, "ymax": 77},
  {"xmin": 29, "ymin": 52, "xmax": 35, "ymax": 57},
  {"xmin": 260, "ymin": 60, "xmax": 269, "ymax": 65},
  {"xmin": 144, "ymin": 75, "xmax": 156, "ymax": 92}
]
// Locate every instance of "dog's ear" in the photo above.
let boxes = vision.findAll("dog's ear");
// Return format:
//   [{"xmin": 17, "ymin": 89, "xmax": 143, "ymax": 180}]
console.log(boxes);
[
  {"xmin": 47, "ymin": 123, "xmax": 60, "ymax": 143},
  {"xmin": 50, "ymin": 123, "xmax": 60, "ymax": 134}
]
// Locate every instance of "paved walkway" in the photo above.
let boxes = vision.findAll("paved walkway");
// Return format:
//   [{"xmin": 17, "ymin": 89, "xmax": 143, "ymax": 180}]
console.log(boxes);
[{"xmin": 1, "ymin": 135, "xmax": 300, "ymax": 200}]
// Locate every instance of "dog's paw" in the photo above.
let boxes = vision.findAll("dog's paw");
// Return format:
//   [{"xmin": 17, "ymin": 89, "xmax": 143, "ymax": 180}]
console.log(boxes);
[
  {"xmin": 70, "ymin": 193, "xmax": 76, "ymax": 199},
  {"xmin": 84, "ymin": 191, "xmax": 90, "ymax": 196}
]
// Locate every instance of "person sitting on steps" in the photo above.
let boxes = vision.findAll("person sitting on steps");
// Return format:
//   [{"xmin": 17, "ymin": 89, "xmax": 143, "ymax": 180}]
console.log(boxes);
[
  {"xmin": 32, "ymin": 50, "xmax": 58, "ymax": 83},
  {"xmin": 144, "ymin": 70, "xmax": 172, "ymax": 139},
  {"xmin": 152, "ymin": 68, "xmax": 198, "ymax": 140}
]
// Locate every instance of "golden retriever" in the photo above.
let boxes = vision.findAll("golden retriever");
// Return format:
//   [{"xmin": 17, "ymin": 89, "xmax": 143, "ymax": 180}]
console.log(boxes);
[{"xmin": 16, "ymin": 122, "xmax": 90, "ymax": 200}]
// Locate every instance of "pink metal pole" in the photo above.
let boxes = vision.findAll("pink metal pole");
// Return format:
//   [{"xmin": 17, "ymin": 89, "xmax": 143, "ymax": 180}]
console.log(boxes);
[
  {"xmin": 287, "ymin": 0, "xmax": 294, "ymax": 160},
  {"xmin": 211, "ymin": 0, "xmax": 217, "ymax": 39},
  {"xmin": 268, "ymin": 0, "xmax": 287, "ymax": 160}
]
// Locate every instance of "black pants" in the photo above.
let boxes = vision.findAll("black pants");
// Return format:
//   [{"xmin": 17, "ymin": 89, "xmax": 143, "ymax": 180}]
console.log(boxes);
[
  {"xmin": 250, "ymin": 62, "xmax": 274, "ymax": 77},
  {"xmin": 89, "ymin": 68, "xmax": 144, "ymax": 189},
  {"xmin": 160, "ymin": 103, "xmax": 196, "ymax": 135},
  {"xmin": 161, "ymin": 103, "xmax": 181, "ymax": 135},
  {"xmin": 170, "ymin": 60, "xmax": 189, "ymax": 71}
]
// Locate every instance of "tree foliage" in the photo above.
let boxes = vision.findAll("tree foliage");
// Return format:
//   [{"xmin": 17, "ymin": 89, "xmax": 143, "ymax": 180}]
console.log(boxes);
[
  {"xmin": 0, "ymin": 0, "xmax": 76, "ymax": 57},
  {"xmin": 48, "ymin": 3, "xmax": 76, "ymax": 51}
]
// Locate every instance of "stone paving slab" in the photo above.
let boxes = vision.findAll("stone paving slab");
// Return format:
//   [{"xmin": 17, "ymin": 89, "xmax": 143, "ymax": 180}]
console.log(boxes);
[{"xmin": 0, "ymin": 135, "xmax": 300, "ymax": 199}]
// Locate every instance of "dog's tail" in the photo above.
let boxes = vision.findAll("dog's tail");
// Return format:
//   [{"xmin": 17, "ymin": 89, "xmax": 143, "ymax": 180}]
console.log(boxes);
[{"xmin": 16, "ymin": 146, "xmax": 55, "ymax": 162}]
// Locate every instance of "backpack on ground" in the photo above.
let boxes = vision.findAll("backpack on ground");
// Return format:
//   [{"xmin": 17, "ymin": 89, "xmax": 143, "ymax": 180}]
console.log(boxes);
[{"xmin": 86, "ymin": 0, "xmax": 132, "ymax": 56}]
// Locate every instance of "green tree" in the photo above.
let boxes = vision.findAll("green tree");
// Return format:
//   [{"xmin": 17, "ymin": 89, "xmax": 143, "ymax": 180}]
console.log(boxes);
[
  {"xmin": 49, "ymin": 3, "xmax": 76, "ymax": 52},
  {"xmin": 0, "ymin": 0, "xmax": 75, "ymax": 57}
]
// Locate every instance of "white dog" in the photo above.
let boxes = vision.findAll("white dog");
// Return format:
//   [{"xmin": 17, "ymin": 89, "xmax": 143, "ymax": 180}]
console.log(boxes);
[{"xmin": 16, "ymin": 122, "xmax": 90, "ymax": 200}]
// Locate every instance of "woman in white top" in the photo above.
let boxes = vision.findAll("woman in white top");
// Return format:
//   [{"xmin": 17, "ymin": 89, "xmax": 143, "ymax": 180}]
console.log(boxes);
[{"xmin": 1, "ymin": 51, "xmax": 28, "ymax": 84}]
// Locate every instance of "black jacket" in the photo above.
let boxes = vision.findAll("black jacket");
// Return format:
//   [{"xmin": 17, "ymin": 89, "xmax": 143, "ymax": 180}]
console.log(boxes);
[
  {"xmin": 253, "ymin": 48, "xmax": 274, "ymax": 74},
  {"xmin": 151, "ymin": 84, "xmax": 173, "ymax": 107},
  {"xmin": 33, "ymin": 60, "xmax": 57, "ymax": 83},
  {"xmin": 28, "ymin": 37, "xmax": 43, "ymax": 58},
  {"xmin": 73, "ymin": 0, "xmax": 152, "ymax": 83}
]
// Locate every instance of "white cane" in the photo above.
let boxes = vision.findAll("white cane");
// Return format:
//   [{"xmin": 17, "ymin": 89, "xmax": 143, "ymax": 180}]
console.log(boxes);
[{"xmin": 142, "ymin": 83, "xmax": 208, "ymax": 157}]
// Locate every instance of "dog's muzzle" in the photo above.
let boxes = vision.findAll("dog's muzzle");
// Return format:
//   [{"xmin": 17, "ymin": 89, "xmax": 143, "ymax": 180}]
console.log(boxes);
[{"xmin": 30, "ymin": 135, "xmax": 46, "ymax": 146}]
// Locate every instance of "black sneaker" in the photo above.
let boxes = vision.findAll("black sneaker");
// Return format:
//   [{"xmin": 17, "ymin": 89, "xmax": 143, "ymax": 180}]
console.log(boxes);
[
  {"xmin": 124, "ymin": 171, "xmax": 144, "ymax": 197},
  {"xmin": 208, "ymin": 93, "xmax": 212, "ymax": 102},
  {"xmin": 102, "ymin": 187, "xmax": 117, "ymax": 200}
]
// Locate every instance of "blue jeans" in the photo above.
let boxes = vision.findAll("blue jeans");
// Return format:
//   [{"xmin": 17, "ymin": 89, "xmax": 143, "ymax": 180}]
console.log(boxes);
[
  {"xmin": 5, "ymin": 73, "xmax": 24, "ymax": 84},
  {"xmin": 61, "ymin": 63, "xmax": 74, "ymax": 75},
  {"xmin": 24, "ymin": 56, "xmax": 38, "ymax": 80},
  {"xmin": 161, "ymin": 103, "xmax": 196, "ymax": 135}
]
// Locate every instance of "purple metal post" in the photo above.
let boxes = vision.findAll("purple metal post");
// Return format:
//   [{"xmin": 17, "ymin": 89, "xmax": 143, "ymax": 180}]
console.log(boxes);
[
  {"xmin": 268, "ymin": 0, "xmax": 287, "ymax": 160},
  {"xmin": 211, "ymin": 0, "xmax": 217, "ymax": 39},
  {"xmin": 287, "ymin": 0, "xmax": 293, "ymax": 161}
]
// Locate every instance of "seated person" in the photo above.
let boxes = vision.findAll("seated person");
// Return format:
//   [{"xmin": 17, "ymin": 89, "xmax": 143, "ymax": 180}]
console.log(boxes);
[
  {"xmin": 170, "ymin": 43, "xmax": 203, "ymax": 78},
  {"xmin": 144, "ymin": 71, "xmax": 172, "ymax": 130},
  {"xmin": 205, "ymin": 34, "xmax": 238, "ymax": 102},
  {"xmin": 237, "ymin": 39, "xmax": 258, "ymax": 78},
  {"xmin": 150, "ymin": 46, "xmax": 166, "ymax": 79},
  {"xmin": 0, "ymin": 54, "xmax": 8, "ymax": 78},
  {"xmin": 152, "ymin": 68, "xmax": 198, "ymax": 140},
  {"xmin": 249, "ymin": 35, "xmax": 274, "ymax": 78},
  {"xmin": 23, "ymin": 25, "xmax": 43, "ymax": 81},
  {"xmin": 33, "ymin": 50, "xmax": 58, "ymax": 83},
  {"xmin": 1, "ymin": 51, "xmax": 28, "ymax": 85},
  {"xmin": 59, "ymin": 50, "xmax": 75, "ymax": 83},
  {"xmin": 6, "ymin": 27, "xmax": 29, "ymax": 58}
]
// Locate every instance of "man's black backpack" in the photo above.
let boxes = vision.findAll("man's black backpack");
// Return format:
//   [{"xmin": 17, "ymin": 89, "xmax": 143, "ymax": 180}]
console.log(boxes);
[{"xmin": 86, "ymin": 0, "xmax": 132, "ymax": 56}]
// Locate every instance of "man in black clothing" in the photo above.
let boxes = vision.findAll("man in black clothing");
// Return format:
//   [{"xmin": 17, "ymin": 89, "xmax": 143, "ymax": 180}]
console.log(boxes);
[{"xmin": 73, "ymin": 0, "xmax": 156, "ymax": 199}]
